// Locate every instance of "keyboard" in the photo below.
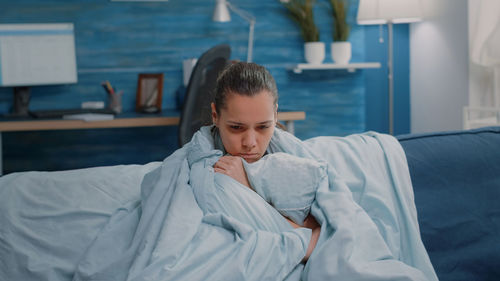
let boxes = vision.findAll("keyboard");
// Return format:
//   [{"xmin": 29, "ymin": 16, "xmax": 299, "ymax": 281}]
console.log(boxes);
[{"xmin": 30, "ymin": 108, "xmax": 116, "ymax": 119}]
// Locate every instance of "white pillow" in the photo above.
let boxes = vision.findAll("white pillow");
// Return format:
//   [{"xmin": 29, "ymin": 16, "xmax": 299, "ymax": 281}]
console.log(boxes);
[{"xmin": 243, "ymin": 152, "xmax": 326, "ymax": 225}]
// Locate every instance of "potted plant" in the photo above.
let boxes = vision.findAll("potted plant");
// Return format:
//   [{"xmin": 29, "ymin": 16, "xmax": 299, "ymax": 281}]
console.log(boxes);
[
  {"xmin": 282, "ymin": 0, "xmax": 325, "ymax": 64},
  {"xmin": 329, "ymin": 0, "xmax": 351, "ymax": 64}
]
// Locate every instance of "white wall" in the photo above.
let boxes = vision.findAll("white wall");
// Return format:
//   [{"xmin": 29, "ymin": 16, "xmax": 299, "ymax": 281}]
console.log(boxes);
[{"xmin": 410, "ymin": 0, "xmax": 469, "ymax": 133}]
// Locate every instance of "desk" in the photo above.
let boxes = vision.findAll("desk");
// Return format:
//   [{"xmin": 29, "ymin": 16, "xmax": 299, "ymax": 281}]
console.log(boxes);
[{"xmin": 0, "ymin": 110, "xmax": 305, "ymax": 174}]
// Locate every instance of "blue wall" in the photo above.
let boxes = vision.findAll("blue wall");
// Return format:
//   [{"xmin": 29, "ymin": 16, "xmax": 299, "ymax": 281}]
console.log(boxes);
[
  {"xmin": 365, "ymin": 24, "xmax": 410, "ymax": 134},
  {"xmin": 0, "ymin": 0, "xmax": 410, "ymax": 173}
]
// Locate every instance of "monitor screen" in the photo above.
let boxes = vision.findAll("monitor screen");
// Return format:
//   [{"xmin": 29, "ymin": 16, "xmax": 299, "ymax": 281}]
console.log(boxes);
[{"xmin": 0, "ymin": 23, "xmax": 77, "ymax": 87}]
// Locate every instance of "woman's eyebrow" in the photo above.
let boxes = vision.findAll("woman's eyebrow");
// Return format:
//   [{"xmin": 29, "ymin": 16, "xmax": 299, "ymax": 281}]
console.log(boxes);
[
  {"xmin": 226, "ymin": 120, "xmax": 273, "ymax": 125},
  {"xmin": 226, "ymin": 121, "xmax": 244, "ymax": 125}
]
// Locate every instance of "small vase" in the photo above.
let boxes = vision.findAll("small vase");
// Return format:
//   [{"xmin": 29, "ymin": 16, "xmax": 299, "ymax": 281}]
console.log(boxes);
[
  {"xmin": 304, "ymin": 42, "xmax": 325, "ymax": 64},
  {"xmin": 331, "ymin": 41, "xmax": 351, "ymax": 64}
]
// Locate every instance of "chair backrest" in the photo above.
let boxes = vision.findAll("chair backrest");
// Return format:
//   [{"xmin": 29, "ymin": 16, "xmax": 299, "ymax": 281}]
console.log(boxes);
[{"xmin": 178, "ymin": 44, "xmax": 231, "ymax": 146}]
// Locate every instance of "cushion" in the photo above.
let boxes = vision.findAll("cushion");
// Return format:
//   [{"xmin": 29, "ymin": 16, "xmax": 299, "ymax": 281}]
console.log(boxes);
[
  {"xmin": 243, "ymin": 152, "xmax": 325, "ymax": 225},
  {"xmin": 397, "ymin": 126, "xmax": 500, "ymax": 281}
]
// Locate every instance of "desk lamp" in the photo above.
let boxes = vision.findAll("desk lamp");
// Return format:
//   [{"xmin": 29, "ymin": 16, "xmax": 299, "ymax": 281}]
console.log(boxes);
[
  {"xmin": 212, "ymin": 0, "xmax": 256, "ymax": 62},
  {"xmin": 357, "ymin": 0, "xmax": 423, "ymax": 135}
]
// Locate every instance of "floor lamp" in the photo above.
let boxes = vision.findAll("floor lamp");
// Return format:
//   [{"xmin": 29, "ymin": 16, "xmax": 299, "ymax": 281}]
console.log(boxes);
[
  {"xmin": 357, "ymin": 0, "xmax": 423, "ymax": 135},
  {"xmin": 213, "ymin": 0, "xmax": 256, "ymax": 63}
]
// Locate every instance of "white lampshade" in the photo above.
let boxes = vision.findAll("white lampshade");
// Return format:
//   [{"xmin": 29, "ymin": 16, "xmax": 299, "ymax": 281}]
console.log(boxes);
[
  {"xmin": 357, "ymin": 0, "xmax": 423, "ymax": 25},
  {"xmin": 213, "ymin": 0, "xmax": 231, "ymax": 22}
]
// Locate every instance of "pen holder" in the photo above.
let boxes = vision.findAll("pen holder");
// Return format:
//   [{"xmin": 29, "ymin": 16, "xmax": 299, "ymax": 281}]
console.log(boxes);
[{"xmin": 108, "ymin": 93, "xmax": 122, "ymax": 114}]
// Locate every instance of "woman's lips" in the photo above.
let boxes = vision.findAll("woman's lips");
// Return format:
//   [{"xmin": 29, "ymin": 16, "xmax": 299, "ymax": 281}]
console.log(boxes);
[{"xmin": 240, "ymin": 153, "xmax": 259, "ymax": 160}]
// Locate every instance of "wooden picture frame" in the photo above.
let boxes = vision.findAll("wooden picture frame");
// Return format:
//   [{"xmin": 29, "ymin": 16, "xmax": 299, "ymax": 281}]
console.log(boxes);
[{"xmin": 136, "ymin": 73, "xmax": 164, "ymax": 113}]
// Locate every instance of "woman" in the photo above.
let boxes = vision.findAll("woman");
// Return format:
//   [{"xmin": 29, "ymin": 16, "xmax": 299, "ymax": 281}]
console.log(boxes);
[{"xmin": 209, "ymin": 61, "xmax": 320, "ymax": 262}]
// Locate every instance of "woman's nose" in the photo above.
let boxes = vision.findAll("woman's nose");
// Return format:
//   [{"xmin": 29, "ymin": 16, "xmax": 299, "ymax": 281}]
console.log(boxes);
[{"xmin": 242, "ymin": 130, "xmax": 257, "ymax": 148}]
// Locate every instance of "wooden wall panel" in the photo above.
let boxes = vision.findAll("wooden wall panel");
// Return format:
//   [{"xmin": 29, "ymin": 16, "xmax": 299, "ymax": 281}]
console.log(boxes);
[{"xmin": 0, "ymin": 0, "xmax": 408, "ymax": 173}]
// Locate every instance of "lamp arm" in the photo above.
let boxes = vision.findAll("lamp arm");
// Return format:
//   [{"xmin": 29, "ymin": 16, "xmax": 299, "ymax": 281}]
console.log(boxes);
[
  {"xmin": 226, "ymin": 2, "xmax": 255, "ymax": 25},
  {"xmin": 226, "ymin": 2, "xmax": 255, "ymax": 62}
]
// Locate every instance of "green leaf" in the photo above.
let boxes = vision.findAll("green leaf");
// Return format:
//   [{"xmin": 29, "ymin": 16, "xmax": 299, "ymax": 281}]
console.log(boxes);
[
  {"xmin": 281, "ymin": 0, "xmax": 320, "ymax": 42},
  {"xmin": 329, "ymin": 0, "xmax": 350, "ymax": 41}
]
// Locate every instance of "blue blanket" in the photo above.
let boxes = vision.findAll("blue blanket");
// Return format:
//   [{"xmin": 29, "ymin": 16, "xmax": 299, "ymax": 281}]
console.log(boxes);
[
  {"xmin": 73, "ymin": 126, "xmax": 437, "ymax": 281},
  {"xmin": 0, "ymin": 162, "xmax": 161, "ymax": 280},
  {"xmin": 0, "ymin": 127, "xmax": 437, "ymax": 280}
]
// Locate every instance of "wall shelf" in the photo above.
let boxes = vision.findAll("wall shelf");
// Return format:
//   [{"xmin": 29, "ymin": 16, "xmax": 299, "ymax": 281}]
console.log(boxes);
[{"xmin": 292, "ymin": 62, "xmax": 381, "ymax": 74}]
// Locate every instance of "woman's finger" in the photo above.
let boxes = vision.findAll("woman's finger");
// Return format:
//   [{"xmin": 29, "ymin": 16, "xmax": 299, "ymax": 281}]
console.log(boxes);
[
  {"xmin": 215, "ymin": 156, "xmax": 239, "ymax": 170},
  {"xmin": 217, "ymin": 156, "xmax": 237, "ymax": 166},
  {"xmin": 213, "ymin": 167, "xmax": 225, "ymax": 174},
  {"xmin": 214, "ymin": 160, "xmax": 229, "ymax": 171}
]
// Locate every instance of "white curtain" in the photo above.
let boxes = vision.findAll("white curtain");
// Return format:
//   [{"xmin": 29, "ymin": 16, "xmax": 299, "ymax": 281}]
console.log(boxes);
[{"xmin": 469, "ymin": 0, "xmax": 500, "ymax": 107}]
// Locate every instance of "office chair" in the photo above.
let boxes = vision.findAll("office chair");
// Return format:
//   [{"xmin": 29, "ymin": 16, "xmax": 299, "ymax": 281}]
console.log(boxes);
[{"xmin": 178, "ymin": 44, "xmax": 231, "ymax": 146}]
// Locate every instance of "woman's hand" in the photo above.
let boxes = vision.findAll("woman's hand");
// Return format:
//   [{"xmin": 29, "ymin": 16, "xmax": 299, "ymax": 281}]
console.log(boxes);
[
  {"xmin": 213, "ymin": 156, "xmax": 252, "ymax": 189},
  {"xmin": 302, "ymin": 214, "xmax": 320, "ymax": 263},
  {"xmin": 303, "ymin": 213, "xmax": 320, "ymax": 229},
  {"xmin": 285, "ymin": 214, "xmax": 321, "ymax": 263}
]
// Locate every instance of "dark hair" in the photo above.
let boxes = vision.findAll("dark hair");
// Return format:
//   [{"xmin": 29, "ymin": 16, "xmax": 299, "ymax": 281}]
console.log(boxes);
[{"xmin": 214, "ymin": 62, "xmax": 278, "ymax": 114}]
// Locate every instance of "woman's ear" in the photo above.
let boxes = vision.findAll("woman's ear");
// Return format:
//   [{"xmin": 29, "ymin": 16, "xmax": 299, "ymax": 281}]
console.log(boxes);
[
  {"xmin": 274, "ymin": 103, "xmax": 279, "ymax": 123},
  {"xmin": 211, "ymin": 103, "xmax": 218, "ymax": 125}
]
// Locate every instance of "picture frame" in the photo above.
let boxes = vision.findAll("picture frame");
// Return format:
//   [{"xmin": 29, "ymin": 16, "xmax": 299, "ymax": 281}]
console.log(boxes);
[{"xmin": 136, "ymin": 73, "xmax": 164, "ymax": 113}]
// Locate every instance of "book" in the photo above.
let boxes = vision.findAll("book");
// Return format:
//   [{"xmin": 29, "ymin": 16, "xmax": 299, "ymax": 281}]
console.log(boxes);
[{"xmin": 62, "ymin": 113, "xmax": 115, "ymax": 121}]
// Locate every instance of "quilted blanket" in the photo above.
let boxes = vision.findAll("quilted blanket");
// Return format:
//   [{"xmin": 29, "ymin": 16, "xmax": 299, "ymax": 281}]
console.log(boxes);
[
  {"xmin": 0, "ymin": 126, "xmax": 437, "ymax": 280},
  {"xmin": 73, "ymin": 126, "xmax": 437, "ymax": 281}
]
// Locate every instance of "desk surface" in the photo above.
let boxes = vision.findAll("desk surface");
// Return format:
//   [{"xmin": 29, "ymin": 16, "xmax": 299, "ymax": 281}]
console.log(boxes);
[{"xmin": 0, "ymin": 110, "xmax": 306, "ymax": 132}]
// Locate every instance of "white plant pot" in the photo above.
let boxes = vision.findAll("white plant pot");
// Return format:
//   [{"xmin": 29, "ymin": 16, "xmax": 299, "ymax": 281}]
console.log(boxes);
[
  {"xmin": 304, "ymin": 42, "xmax": 325, "ymax": 64},
  {"xmin": 331, "ymin": 41, "xmax": 351, "ymax": 64}
]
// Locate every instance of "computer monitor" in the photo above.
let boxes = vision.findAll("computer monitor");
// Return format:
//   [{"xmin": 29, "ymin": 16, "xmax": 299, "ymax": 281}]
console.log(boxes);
[{"xmin": 0, "ymin": 23, "xmax": 78, "ymax": 117}]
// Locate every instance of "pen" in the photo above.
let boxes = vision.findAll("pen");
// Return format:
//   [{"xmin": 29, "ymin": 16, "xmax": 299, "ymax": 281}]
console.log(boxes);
[
  {"xmin": 101, "ymin": 80, "xmax": 116, "ymax": 96},
  {"xmin": 106, "ymin": 81, "xmax": 115, "ymax": 95}
]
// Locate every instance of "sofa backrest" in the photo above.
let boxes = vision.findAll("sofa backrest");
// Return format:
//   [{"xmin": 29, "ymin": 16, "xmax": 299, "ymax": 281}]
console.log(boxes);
[{"xmin": 397, "ymin": 126, "xmax": 500, "ymax": 281}]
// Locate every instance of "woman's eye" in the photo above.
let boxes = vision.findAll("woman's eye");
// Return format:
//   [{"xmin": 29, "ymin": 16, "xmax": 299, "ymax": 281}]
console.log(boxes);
[
  {"xmin": 259, "ymin": 125, "xmax": 270, "ymax": 130},
  {"xmin": 230, "ymin": 125, "xmax": 242, "ymax": 130}
]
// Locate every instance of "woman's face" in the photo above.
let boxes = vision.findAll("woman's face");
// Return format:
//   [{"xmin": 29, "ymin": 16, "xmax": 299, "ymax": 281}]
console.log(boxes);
[{"xmin": 212, "ymin": 90, "xmax": 277, "ymax": 163}]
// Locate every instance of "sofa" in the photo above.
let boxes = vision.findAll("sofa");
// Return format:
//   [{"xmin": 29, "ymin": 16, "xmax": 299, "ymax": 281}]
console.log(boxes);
[
  {"xmin": 397, "ymin": 126, "xmax": 500, "ymax": 281},
  {"xmin": 1, "ymin": 126, "xmax": 498, "ymax": 281}
]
